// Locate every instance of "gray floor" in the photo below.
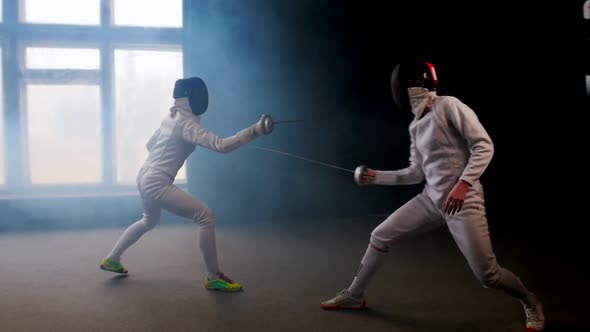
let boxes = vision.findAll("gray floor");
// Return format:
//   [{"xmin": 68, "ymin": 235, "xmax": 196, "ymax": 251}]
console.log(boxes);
[{"xmin": 0, "ymin": 217, "xmax": 587, "ymax": 332}]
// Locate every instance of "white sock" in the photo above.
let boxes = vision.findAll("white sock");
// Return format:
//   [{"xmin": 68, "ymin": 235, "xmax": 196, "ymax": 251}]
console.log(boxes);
[
  {"xmin": 199, "ymin": 224, "xmax": 220, "ymax": 280},
  {"xmin": 496, "ymin": 268, "xmax": 537, "ymax": 307},
  {"xmin": 347, "ymin": 244, "xmax": 387, "ymax": 298}
]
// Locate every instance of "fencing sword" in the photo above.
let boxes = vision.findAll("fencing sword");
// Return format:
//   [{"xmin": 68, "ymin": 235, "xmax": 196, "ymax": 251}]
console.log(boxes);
[
  {"xmin": 256, "ymin": 115, "xmax": 368, "ymax": 185},
  {"xmin": 248, "ymin": 144, "xmax": 368, "ymax": 186}
]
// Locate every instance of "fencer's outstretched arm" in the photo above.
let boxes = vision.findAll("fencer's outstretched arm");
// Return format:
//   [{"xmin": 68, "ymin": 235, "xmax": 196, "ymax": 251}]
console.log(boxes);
[
  {"xmin": 445, "ymin": 97, "xmax": 494, "ymax": 186},
  {"xmin": 146, "ymin": 128, "xmax": 161, "ymax": 151},
  {"xmin": 182, "ymin": 117, "xmax": 266, "ymax": 153},
  {"xmin": 372, "ymin": 133, "xmax": 425, "ymax": 186}
]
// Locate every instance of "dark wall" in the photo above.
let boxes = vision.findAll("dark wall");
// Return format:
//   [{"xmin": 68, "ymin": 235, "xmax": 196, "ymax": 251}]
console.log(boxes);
[{"xmin": 182, "ymin": 0, "xmax": 586, "ymax": 231}]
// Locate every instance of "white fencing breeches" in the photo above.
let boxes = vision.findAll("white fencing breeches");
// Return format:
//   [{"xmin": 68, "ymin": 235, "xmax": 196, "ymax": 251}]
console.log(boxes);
[
  {"xmin": 350, "ymin": 185, "xmax": 533, "ymax": 304},
  {"xmin": 107, "ymin": 166, "xmax": 220, "ymax": 278}
]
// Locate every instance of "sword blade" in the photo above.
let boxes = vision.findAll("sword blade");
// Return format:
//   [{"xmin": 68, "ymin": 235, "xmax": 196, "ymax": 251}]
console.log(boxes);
[
  {"xmin": 273, "ymin": 120, "xmax": 305, "ymax": 124},
  {"xmin": 249, "ymin": 145, "xmax": 354, "ymax": 173}
]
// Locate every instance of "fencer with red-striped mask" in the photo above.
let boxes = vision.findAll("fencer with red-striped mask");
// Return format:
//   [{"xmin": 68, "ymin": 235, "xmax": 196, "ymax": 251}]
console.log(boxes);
[{"xmin": 321, "ymin": 62, "xmax": 546, "ymax": 331}]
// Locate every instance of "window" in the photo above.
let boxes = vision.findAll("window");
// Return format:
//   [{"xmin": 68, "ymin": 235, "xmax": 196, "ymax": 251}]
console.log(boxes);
[
  {"xmin": 25, "ymin": 47, "xmax": 100, "ymax": 70},
  {"xmin": 23, "ymin": 46, "xmax": 102, "ymax": 185},
  {"xmin": 0, "ymin": 0, "xmax": 184, "ymax": 195},
  {"xmin": 22, "ymin": 0, "xmax": 100, "ymax": 25},
  {"xmin": 114, "ymin": 49, "xmax": 184, "ymax": 183},
  {"xmin": 26, "ymin": 85, "xmax": 102, "ymax": 184},
  {"xmin": 114, "ymin": 0, "xmax": 182, "ymax": 27}
]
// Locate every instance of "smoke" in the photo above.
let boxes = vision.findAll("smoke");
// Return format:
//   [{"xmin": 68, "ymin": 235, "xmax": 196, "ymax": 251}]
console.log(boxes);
[{"xmin": 181, "ymin": 0, "xmax": 418, "ymax": 224}]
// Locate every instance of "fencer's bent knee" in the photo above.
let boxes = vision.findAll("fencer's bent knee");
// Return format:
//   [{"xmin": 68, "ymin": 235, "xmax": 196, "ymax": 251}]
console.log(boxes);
[
  {"xmin": 369, "ymin": 234, "xmax": 390, "ymax": 252},
  {"xmin": 477, "ymin": 266, "xmax": 502, "ymax": 288},
  {"xmin": 193, "ymin": 207, "xmax": 215, "ymax": 227},
  {"xmin": 141, "ymin": 214, "xmax": 159, "ymax": 231}
]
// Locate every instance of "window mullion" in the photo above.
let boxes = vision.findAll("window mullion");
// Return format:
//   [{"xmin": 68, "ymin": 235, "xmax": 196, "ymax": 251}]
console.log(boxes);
[
  {"xmin": 3, "ymin": 0, "xmax": 24, "ymax": 189},
  {"xmin": 100, "ymin": 0, "xmax": 114, "ymax": 187}
]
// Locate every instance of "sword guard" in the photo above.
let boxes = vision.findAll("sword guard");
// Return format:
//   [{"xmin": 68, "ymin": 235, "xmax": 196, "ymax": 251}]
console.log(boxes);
[
  {"xmin": 354, "ymin": 165, "xmax": 367, "ymax": 186},
  {"xmin": 260, "ymin": 114, "xmax": 274, "ymax": 134}
]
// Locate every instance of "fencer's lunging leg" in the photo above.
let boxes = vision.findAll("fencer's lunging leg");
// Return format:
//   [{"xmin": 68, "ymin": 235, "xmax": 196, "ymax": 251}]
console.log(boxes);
[
  {"xmin": 446, "ymin": 185, "xmax": 537, "ymax": 306},
  {"xmin": 107, "ymin": 200, "xmax": 161, "ymax": 262},
  {"xmin": 347, "ymin": 193, "xmax": 444, "ymax": 298},
  {"xmin": 156, "ymin": 184, "xmax": 221, "ymax": 280},
  {"xmin": 193, "ymin": 206, "xmax": 220, "ymax": 281}
]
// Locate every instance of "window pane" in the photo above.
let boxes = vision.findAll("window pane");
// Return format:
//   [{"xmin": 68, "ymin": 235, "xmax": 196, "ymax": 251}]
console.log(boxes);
[
  {"xmin": 114, "ymin": 49, "xmax": 184, "ymax": 183},
  {"xmin": 0, "ymin": 49, "xmax": 4, "ymax": 186},
  {"xmin": 114, "ymin": 0, "xmax": 182, "ymax": 27},
  {"xmin": 23, "ymin": 0, "xmax": 100, "ymax": 25},
  {"xmin": 26, "ymin": 47, "xmax": 100, "ymax": 70},
  {"xmin": 27, "ymin": 85, "xmax": 102, "ymax": 184}
]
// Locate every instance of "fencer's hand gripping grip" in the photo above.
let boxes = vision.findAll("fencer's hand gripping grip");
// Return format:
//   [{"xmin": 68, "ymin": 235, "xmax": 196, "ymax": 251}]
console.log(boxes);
[
  {"xmin": 259, "ymin": 114, "xmax": 274, "ymax": 135},
  {"xmin": 354, "ymin": 165, "xmax": 367, "ymax": 186}
]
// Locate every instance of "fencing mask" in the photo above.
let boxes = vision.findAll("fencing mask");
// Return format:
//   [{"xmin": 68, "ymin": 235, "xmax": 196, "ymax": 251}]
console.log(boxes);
[
  {"xmin": 390, "ymin": 61, "xmax": 438, "ymax": 114},
  {"xmin": 173, "ymin": 77, "xmax": 209, "ymax": 116}
]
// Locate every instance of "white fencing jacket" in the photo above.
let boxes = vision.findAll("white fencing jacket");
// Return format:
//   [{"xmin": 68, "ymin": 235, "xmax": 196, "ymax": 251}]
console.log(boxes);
[
  {"xmin": 142, "ymin": 98, "xmax": 262, "ymax": 179},
  {"xmin": 374, "ymin": 94, "xmax": 494, "ymax": 206}
]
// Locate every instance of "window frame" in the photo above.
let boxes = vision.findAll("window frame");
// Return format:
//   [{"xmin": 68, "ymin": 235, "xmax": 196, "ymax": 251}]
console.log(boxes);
[{"xmin": 0, "ymin": 0, "xmax": 185, "ymax": 198}]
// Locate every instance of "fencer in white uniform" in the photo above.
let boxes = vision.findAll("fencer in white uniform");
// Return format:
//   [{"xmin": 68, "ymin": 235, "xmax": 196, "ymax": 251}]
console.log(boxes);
[
  {"xmin": 100, "ymin": 77, "xmax": 272, "ymax": 292},
  {"xmin": 321, "ymin": 62, "xmax": 546, "ymax": 331}
]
